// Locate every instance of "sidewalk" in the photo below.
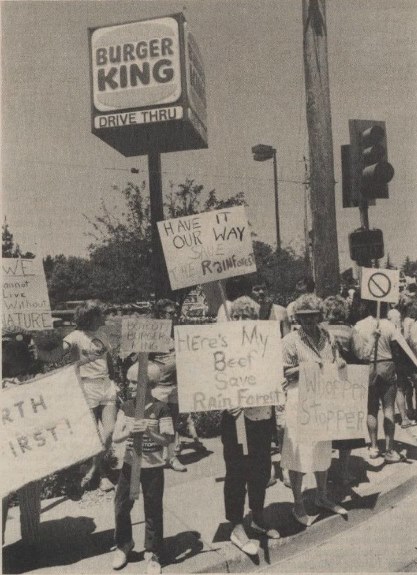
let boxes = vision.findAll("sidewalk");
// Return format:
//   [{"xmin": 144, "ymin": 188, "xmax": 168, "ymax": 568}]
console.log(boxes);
[{"xmin": 3, "ymin": 421, "xmax": 417, "ymax": 574}]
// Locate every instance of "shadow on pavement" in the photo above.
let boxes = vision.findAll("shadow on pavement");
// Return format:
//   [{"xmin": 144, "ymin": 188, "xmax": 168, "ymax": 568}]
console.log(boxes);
[
  {"xmin": 177, "ymin": 448, "xmax": 213, "ymax": 466},
  {"xmin": 3, "ymin": 516, "xmax": 103, "ymax": 574}
]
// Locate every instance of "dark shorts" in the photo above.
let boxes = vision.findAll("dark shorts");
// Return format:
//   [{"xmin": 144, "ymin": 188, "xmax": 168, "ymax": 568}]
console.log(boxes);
[{"xmin": 368, "ymin": 372, "xmax": 396, "ymax": 414}]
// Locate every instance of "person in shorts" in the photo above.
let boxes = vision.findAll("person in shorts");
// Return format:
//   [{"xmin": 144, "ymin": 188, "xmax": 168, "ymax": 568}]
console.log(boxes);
[
  {"xmin": 63, "ymin": 300, "xmax": 117, "ymax": 491},
  {"xmin": 354, "ymin": 300, "xmax": 402, "ymax": 463}
]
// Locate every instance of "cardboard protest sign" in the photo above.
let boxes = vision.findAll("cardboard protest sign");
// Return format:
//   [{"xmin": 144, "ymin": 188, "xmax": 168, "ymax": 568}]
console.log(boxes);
[
  {"xmin": 175, "ymin": 321, "xmax": 284, "ymax": 412},
  {"xmin": 2, "ymin": 257, "xmax": 53, "ymax": 331},
  {"xmin": 157, "ymin": 207, "xmax": 256, "ymax": 290},
  {"xmin": 0, "ymin": 365, "xmax": 102, "ymax": 496},
  {"xmin": 120, "ymin": 317, "xmax": 172, "ymax": 357},
  {"xmin": 297, "ymin": 362, "xmax": 369, "ymax": 441},
  {"xmin": 361, "ymin": 267, "xmax": 400, "ymax": 304}
]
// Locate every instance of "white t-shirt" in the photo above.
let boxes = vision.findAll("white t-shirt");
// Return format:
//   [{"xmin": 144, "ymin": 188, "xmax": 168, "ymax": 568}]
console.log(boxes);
[
  {"xmin": 354, "ymin": 316, "xmax": 399, "ymax": 362},
  {"xmin": 64, "ymin": 329, "xmax": 111, "ymax": 379}
]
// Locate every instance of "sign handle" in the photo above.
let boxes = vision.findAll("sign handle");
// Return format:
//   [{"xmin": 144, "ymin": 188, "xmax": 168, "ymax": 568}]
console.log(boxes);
[
  {"xmin": 217, "ymin": 280, "xmax": 248, "ymax": 455},
  {"xmin": 129, "ymin": 352, "xmax": 148, "ymax": 500},
  {"xmin": 373, "ymin": 300, "xmax": 381, "ymax": 366}
]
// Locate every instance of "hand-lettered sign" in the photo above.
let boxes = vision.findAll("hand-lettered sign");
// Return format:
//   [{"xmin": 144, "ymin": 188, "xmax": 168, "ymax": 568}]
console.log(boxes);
[
  {"xmin": 297, "ymin": 362, "xmax": 369, "ymax": 441},
  {"xmin": 0, "ymin": 365, "xmax": 103, "ymax": 496},
  {"xmin": 361, "ymin": 267, "xmax": 400, "ymax": 304},
  {"xmin": 2, "ymin": 258, "xmax": 54, "ymax": 331},
  {"xmin": 157, "ymin": 207, "xmax": 256, "ymax": 290},
  {"xmin": 120, "ymin": 317, "xmax": 172, "ymax": 357},
  {"xmin": 175, "ymin": 321, "xmax": 284, "ymax": 412}
]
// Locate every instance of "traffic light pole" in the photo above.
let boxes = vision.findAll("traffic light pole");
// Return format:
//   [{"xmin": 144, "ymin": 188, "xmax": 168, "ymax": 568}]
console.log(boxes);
[{"xmin": 272, "ymin": 150, "xmax": 281, "ymax": 251}]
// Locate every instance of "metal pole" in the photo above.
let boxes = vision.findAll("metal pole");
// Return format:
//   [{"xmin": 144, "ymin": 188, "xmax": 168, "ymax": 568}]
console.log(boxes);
[
  {"xmin": 148, "ymin": 150, "xmax": 170, "ymax": 299},
  {"xmin": 272, "ymin": 150, "xmax": 281, "ymax": 250}
]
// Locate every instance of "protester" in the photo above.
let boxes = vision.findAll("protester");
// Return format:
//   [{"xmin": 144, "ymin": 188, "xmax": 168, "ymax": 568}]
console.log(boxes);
[
  {"xmin": 151, "ymin": 299, "xmax": 204, "ymax": 473},
  {"xmin": 387, "ymin": 304, "xmax": 417, "ymax": 428},
  {"xmin": 286, "ymin": 276, "xmax": 315, "ymax": 329},
  {"xmin": 221, "ymin": 296, "xmax": 280, "ymax": 557},
  {"xmin": 281, "ymin": 294, "xmax": 347, "ymax": 526},
  {"xmin": 322, "ymin": 295, "xmax": 368, "ymax": 484},
  {"xmin": 250, "ymin": 278, "xmax": 290, "ymax": 488},
  {"xmin": 112, "ymin": 359, "xmax": 174, "ymax": 573},
  {"xmin": 2, "ymin": 326, "xmax": 43, "ymax": 556},
  {"xmin": 63, "ymin": 300, "xmax": 117, "ymax": 491},
  {"xmin": 216, "ymin": 276, "xmax": 253, "ymax": 321},
  {"xmin": 353, "ymin": 301, "xmax": 402, "ymax": 462}
]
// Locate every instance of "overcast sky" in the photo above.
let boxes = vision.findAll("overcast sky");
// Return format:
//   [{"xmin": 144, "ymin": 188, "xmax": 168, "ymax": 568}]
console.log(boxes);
[{"xmin": 2, "ymin": 0, "xmax": 416, "ymax": 271}]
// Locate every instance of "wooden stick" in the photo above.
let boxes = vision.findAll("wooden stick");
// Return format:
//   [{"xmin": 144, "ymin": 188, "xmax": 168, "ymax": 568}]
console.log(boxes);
[
  {"xmin": 218, "ymin": 280, "xmax": 248, "ymax": 455},
  {"xmin": 373, "ymin": 300, "xmax": 381, "ymax": 366},
  {"xmin": 129, "ymin": 352, "xmax": 148, "ymax": 500}
]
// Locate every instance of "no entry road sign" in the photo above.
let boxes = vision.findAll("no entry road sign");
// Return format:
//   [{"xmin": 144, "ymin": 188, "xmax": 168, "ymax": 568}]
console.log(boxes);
[{"xmin": 361, "ymin": 267, "xmax": 400, "ymax": 303}]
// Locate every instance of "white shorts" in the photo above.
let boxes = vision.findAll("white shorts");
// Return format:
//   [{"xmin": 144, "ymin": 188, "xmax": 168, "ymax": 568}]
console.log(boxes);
[{"xmin": 81, "ymin": 377, "xmax": 117, "ymax": 409}]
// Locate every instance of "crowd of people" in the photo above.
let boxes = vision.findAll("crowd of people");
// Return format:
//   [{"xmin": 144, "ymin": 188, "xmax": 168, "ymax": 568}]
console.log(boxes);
[{"xmin": 3, "ymin": 274, "xmax": 417, "ymax": 573}]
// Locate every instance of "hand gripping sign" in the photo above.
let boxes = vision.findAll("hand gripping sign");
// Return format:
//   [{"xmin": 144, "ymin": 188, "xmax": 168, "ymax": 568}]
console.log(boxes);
[
  {"xmin": 1, "ymin": 365, "xmax": 102, "ymax": 497},
  {"xmin": 157, "ymin": 206, "xmax": 256, "ymax": 291}
]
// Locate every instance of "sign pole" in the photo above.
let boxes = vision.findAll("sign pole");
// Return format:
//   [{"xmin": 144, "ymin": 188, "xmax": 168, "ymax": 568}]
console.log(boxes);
[
  {"xmin": 218, "ymin": 280, "xmax": 248, "ymax": 455},
  {"xmin": 130, "ymin": 352, "xmax": 148, "ymax": 500},
  {"xmin": 148, "ymin": 150, "xmax": 170, "ymax": 300}
]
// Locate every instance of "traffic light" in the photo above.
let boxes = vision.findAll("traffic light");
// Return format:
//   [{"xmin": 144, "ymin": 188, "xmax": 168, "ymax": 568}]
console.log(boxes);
[
  {"xmin": 348, "ymin": 119, "xmax": 394, "ymax": 204},
  {"xmin": 349, "ymin": 228, "xmax": 384, "ymax": 265}
]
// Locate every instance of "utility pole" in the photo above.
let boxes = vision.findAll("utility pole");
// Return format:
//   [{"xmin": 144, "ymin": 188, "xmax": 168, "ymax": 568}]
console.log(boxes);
[
  {"xmin": 303, "ymin": 155, "xmax": 314, "ymax": 276},
  {"xmin": 302, "ymin": 0, "xmax": 340, "ymax": 297}
]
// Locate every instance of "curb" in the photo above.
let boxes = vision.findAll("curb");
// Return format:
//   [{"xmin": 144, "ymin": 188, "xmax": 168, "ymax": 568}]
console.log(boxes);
[{"xmin": 189, "ymin": 473, "xmax": 417, "ymax": 574}]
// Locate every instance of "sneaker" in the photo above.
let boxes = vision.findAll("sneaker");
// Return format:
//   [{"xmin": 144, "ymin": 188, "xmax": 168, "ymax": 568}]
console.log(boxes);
[
  {"xmin": 384, "ymin": 449, "xmax": 401, "ymax": 463},
  {"xmin": 145, "ymin": 552, "xmax": 161, "ymax": 574},
  {"xmin": 99, "ymin": 477, "xmax": 115, "ymax": 492},
  {"xmin": 168, "ymin": 457, "xmax": 187, "ymax": 472},
  {"xmin": 368, "ymin": 447, "xmax": 380, "ymax": 459},
  {"xmin": 112, "ymin": 540, "xmax": 134, "ymax": 570}
]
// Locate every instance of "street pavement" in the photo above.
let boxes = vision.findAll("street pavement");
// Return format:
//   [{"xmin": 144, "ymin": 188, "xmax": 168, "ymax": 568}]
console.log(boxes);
[{"xmin": 3, "ymin": 419, "xmax": 417, "ymax": 574}]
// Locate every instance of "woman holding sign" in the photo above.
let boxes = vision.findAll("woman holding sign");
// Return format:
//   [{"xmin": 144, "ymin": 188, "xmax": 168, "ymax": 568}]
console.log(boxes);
[
  {"xmin": 281, "ymin": 294, "xmax": 347, "ymax": 526},
  {"xmin": 221, "ymin": 296, "xmax": 280, "ymax": 556}
]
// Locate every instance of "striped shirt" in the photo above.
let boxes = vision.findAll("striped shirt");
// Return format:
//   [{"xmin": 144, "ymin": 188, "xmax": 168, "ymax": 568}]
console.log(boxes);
[{"xmin": 282, "ymin": 326, "xmax": 336, "ymax": 376}]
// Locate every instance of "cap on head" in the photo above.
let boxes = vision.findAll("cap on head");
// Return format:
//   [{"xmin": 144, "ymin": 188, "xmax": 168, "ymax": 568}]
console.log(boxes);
[{"xmin": 293, "ymin": 294, "xmax": 324, "ymax": 315}]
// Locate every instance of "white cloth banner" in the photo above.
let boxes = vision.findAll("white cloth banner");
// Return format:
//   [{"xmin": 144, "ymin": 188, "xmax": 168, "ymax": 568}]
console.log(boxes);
[
  {"xmin": 297, "ymin": 362, "xmax": 369, "ymax": 441},
  {"xmin": 157, "ymin": 206, "xmax": 256, "ymax": 290},
  {"xmin": 0, "ymin": 365, "xmax": 103, "ymax": 496},
  {"xmin": 175, "ymin": 321, "xmax": 284, "ymax": 412},
  {"xmin": 2, "ymin": 257, "xmax": 53, "ymax": 331}
]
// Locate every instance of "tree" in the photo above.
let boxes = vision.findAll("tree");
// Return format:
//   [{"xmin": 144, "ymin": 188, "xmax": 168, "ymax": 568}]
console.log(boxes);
[
  {"xmin": 2, "ymin": 218, "xmax": 35, "ymax": 258},
  {"xmin": 402, "ymin": 256, "xmax": 417, "ymax": 277}
]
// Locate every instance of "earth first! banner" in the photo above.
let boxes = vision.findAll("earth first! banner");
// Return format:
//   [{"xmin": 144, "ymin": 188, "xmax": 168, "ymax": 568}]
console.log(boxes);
[{"xmin": 1, "ymin": 365, "xmax": 103, "ymax": 496}]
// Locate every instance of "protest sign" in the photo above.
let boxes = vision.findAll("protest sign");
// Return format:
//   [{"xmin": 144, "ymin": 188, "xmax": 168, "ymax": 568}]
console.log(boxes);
[
  {"xmin": 120, "ymin": 317, "xmax": 172, "ymax": 357},
  {"xmin": 157, "ymin": 207, "xmax": 256, "ymax": 290},
  {"xmin": 361, "ymin": 267, "xmax": 400, "ymax": 304},
  {"xmin": 297, "ymin": 362, "xmax": 369, "ymax": 441},
  {"xmin": 175, "ymin": 321, "xmax": 284, "ymax": 412},
  {"xmin": 2, "ymin": 257, "xmax": 53, "ymax": 331},
  {"xmin": 0, "ymin": 365, "xmax": 103, "ymax": 496}
]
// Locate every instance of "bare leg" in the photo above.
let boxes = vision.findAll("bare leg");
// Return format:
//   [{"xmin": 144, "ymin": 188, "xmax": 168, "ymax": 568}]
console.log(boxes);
[
  {"xmin": 382, "ymin": 385, "xmax": 396, "ymax": 452},
  {"xmin": 289, "ymin": 470, "xmax": 305, "ymax": 515},
  {"xmin": 367, "ymin": 413, "xmax": 378, "ymax": 450},
  {"xmin": 396, "ymin": 386, "xmax": 409, "ymax": 424}
]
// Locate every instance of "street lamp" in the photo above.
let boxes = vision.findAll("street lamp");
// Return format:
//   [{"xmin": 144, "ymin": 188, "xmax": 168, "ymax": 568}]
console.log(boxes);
[{"xmin": 251, "ymin": 144, "xmax": 281, "ymax": 250}]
